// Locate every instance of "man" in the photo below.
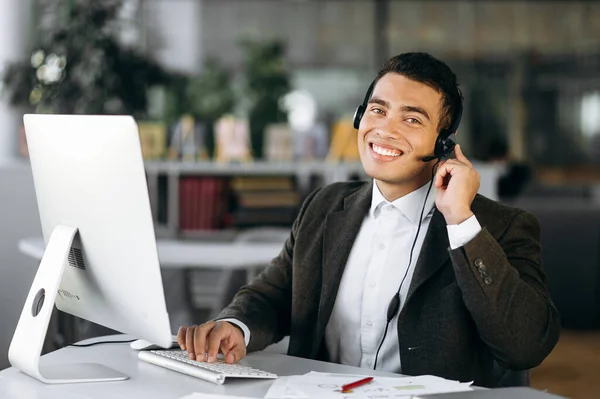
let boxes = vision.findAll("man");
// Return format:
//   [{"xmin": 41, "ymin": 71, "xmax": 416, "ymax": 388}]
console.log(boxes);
[{"xmin": 177, "ymin": 52, "xmax": 560, "ymax": 388}]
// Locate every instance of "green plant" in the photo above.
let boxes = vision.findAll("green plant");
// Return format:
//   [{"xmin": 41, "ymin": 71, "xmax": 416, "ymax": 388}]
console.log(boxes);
[
  {"xmin": 186, "ymin": 58, "xmax": 236, "ymax": 123},
  {"xmin": 1, "ymin": 0, "xmax": 169, "ymax": 117},
  {"xmin": 162, "ymin": 58, "xmax": 236, "ymax": 157},
  {"xmin": 240, "ymin": 39, "xmax": 291, "ymax": 158}
]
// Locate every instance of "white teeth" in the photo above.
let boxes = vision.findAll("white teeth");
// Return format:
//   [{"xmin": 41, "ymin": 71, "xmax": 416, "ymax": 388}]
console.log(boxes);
[{"xmin": 372, "ymin": 144, "xmax": 400, "ymax": 157}]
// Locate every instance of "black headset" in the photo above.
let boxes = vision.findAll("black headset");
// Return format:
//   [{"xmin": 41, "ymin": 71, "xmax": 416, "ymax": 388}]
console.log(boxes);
[
  {"xmin": 352, "ymin": 78, "xmax": 464, "ymax": 370},
  {"xmin": 352, "ymin": 80, "xmax": 463, "ymax": 162}
]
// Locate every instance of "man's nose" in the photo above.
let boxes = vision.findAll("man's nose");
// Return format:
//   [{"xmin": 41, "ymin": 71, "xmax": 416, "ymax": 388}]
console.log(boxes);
[{"xmin": 374, "ymin": 121, "xmax": 403, "ymax": 140}]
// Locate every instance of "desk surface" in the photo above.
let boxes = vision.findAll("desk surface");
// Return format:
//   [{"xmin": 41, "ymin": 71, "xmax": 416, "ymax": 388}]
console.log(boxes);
[
  {"xmin": 19, "ymin": 237, "xmax": 285, "ymax": 268},
  {"xmin": 0, "ymin": 335, "xmax": 400, "ymax": 399}
]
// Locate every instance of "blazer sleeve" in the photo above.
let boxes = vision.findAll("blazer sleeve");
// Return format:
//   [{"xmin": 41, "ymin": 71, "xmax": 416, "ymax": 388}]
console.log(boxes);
[
  {"xmin": 216, "ymin": 187, "xmax": 322, "ymax": 352},
  {"xmin": 448, "ymin": 211, "xmax": 561, "ymax": 370}
]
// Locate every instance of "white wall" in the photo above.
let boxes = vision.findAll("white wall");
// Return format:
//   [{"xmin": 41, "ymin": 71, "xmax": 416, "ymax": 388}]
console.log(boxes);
[
  {"xmin": 0, "ymin": 0, "xmax": 33, "ymax": 161},
  {"xmin": 144, "ymin": 0, "xmax": 203, "ymax": 74},
  {"xmin": 0, "ymin": 162, "xmax": 42, "ymax": 369},
  {"xmin": 0, "ymin": 0, "xmax": 38, "ymax": 370}
]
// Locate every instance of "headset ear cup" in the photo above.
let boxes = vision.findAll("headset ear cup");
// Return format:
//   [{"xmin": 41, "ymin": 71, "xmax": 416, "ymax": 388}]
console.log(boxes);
[
  {"xmin": 435, "ymin": 133, "xmax": 457, "ymax": 158},
  {"xmin": 353, "ymin": 105, "xmax": 365, "ymax": 130}
]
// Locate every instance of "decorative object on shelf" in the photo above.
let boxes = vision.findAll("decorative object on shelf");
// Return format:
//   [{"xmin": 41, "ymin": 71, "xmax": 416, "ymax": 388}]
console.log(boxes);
[
  {"xmin": 1, "ymin": 0, "xmax": 169, "ymax": 117},
  {"xmin": 281, "ymin": 90, "xmax": 328, "ymax": 160},
  {"xmin": 326, "ymin": 116, "xmax": 360, "ymax": 162},
  {"xmin": 293, "ymin": 121, "xmax": 329, "ymax": 161},
  {"xmin": 263, "ymin": 123, "xmax": 294, "ymax": 162},
  {"xmin": 138, "ymin": 121, "xmax": 167, "ymax": 160},
  {"xmin": 213, "ymin": 114, "xmax": 253, "ymax": 163},
  {"xmin": 240, "ymin": 39, "xmax": 291, "ymax": 159},
  {"xmin": 167, "ymin": 114, "xmax": 208, "ymax": 162}
]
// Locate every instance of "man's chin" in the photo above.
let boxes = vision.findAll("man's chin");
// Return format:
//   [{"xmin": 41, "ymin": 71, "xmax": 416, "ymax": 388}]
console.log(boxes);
[
  {"xmin": 362, "ymin": 163, "xmax": 424, "ymax": 185},
  {"xmin": 364, "ymin": 171, "xmax": 406, "ymax": 185}
]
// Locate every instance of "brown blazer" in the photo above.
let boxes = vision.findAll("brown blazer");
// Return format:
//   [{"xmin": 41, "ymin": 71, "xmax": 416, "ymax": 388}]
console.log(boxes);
[{"xmin": 218, "ymin": 181, "xmax": 561, "ymax": 388}]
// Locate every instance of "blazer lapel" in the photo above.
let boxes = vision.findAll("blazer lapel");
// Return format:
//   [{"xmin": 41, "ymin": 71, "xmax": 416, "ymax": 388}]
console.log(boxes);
[
  {"xmin": 405, "ymin": 208, "xmax": 450, "ymax": 303},
  {"xmin": 313, "ymin": 182, "xmax": 372, "ymax": 353}
]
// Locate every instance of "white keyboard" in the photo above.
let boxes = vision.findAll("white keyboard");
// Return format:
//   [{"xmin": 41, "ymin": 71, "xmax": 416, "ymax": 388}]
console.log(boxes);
[{"xmin": 138, "ymin": 349, "xmax": 278, "ymax": 385}]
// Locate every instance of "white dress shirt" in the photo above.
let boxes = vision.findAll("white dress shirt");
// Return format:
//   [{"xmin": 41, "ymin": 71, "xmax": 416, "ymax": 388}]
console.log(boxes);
[{"xmin": 225, "ymin": 180, "xmax": 481, "ymax": 369}]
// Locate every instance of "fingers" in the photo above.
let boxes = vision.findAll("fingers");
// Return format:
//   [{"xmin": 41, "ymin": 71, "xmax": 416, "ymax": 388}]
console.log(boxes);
[
  {"xmin": 435, "ymin": 161, "xmax": 456, "ymax": 188},
  {"xmin": 177, "ymin": 326, "xmax": 186, "ymax": 350},
  {"xmin": 224, "ymin": 343, "xmax": 247, "ymax": 364},
  {"xmin": 179, "ymin": 321, "xmax": 216, "ymax": 361},
  {"xmin": 220, "ymin": 336, "xmax": 243, "ymax": 364},
  {"xmin": 194, "ymin": 323, "xmax": 212, "ymax": 361},
  {"xmin": 434, "ymin": 160, "xmax": 446, "ymax": 188},
  {"xmin": 453, "ymin": 144, "xmax": 472, "ymax": 167},
  {"xmin": 185, "ymin": 325, "xmax": 197, "ymax": 359},
  {"xmin": 178, "ymin": 321, "xmax": 246, "ymax": 364},
  {"xmin": 206, "ymin": 323, "xmax": 230, "ymax": 363}
]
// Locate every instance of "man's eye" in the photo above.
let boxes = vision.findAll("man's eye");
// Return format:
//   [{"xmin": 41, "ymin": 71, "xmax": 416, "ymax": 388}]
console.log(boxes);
[
  {"xmin": 370, "ymin": 107, "xmax": 384, "ymax": 115},
  {"xmin": 406, "ymin": 118, "xmax": 421, "ymax": 124}
]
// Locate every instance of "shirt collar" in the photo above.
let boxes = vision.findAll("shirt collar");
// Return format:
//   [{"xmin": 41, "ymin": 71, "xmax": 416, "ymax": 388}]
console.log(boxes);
[{"xmin": 370, "ymin": 179, "xmax": 437, "ymax": 224}]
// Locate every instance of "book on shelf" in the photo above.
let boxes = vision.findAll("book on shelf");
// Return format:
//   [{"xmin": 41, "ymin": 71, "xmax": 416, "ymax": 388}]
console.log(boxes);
[
  {"xmin": 230, "ymin": 176, "xmax": 295, "ymax": 191},
  {"xmin": 179, "ymin": 176, "xmax": 230, "ymax": 231},
  {"xmin": 236, "ymin": 191, "xmax": 300, "ymax": 208},
  {"xmin": 229, "ymin": 175, "xmax": 299, "ymax": 228},
  {"xmin": 232, "ymin": 207, "xmax": 299, "ymax": 228}
]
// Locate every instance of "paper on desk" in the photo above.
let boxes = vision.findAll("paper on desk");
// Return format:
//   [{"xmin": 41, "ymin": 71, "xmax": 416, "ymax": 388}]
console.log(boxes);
[
  {"xmin": 178, "ymin": 394, "xmax": 258, "ymax": 399},
  {"xmin": 264, "ymin": 372, "xmax": 473, "ymax": 399}
]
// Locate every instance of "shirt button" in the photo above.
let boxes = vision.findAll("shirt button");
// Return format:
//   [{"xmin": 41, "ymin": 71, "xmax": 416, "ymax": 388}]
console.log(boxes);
[
  {"xmin": 368, "ymin": 282, "xmax": 376, "ymax": 288},
  {"xmin": 379, "ymin": 242, "xmax": 386, "ymax": 250},
  {"xmin": 365, "ymin": 321, "xmax": 373, "ymax": 328}
]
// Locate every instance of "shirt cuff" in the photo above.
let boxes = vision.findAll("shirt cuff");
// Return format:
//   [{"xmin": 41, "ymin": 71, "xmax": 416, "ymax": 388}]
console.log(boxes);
[
  {"xmin": 446, "ymin": 214, "xmax": 482, "ymax": 250},
  {"xmin": 219, "ymin": 318, "xmax": 251, "ymax": 347}
]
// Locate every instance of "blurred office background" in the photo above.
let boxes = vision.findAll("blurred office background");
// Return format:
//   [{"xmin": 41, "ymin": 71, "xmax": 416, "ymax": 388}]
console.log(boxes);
[{"xmin": 1, "ymin": 1, "xmax": 599, "ymax": 397}]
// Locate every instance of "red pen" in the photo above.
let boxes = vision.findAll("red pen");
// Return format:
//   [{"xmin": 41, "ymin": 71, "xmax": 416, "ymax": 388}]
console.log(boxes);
[{"xmin": 341, "ymin": 376, "xmax": 374, "ymax": 392}]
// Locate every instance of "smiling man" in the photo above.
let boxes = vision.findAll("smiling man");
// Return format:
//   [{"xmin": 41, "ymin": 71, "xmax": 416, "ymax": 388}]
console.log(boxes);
[{"xmin": 177, "ymin": 52, "xmax": 560, "ymax": 388}]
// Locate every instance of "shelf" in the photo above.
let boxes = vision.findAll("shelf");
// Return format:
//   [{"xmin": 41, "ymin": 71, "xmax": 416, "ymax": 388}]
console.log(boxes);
[
  {"xmin": 144, "ymin": 160, "xmax": 367, "ymax": 177},
  {"xmin": 144, "ymin": 160, "xmax": 369, "ymax": 239}
]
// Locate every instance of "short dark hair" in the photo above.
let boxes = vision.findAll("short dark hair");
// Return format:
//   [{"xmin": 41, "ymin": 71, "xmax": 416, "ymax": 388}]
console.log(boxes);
[{"xmin": 373, "ymin": 52, "xmax": 461, "ymax": 133}]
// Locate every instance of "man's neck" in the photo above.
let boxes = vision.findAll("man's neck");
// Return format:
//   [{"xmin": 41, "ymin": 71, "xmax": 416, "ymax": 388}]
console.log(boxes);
[{"xmin": 375, "ymin": 177, "xmax": 431, "ymax": 202}]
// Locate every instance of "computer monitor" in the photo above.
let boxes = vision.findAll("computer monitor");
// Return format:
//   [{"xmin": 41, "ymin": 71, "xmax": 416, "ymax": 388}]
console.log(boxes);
[{"xmin": 8, "ymin": 114, "xmax": 173, "ymax": 384}]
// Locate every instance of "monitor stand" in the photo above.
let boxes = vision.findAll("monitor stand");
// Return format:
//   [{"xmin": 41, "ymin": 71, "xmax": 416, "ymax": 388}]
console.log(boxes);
[{"xmin": 8, "ymin": 224, "xmax": 128, "ymax": 384}]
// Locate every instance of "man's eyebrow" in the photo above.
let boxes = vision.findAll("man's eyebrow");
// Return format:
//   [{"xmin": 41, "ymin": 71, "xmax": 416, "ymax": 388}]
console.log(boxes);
[
  {"xmin": 400, "ymin": 105, "xmax": 430, "ymax": 121},
  {"xmin": 367, "ymin": 97, "xmax": 390, "ymax": 109},
  {"xmin": 367, "ymin": 97, "xmax": 431, "ymax": 122}
]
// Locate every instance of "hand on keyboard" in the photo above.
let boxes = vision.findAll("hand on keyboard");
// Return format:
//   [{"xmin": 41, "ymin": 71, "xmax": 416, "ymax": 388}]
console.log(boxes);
[{"xmin": 177, "ymin": 321, "xmax": 246, "ymax": 365}]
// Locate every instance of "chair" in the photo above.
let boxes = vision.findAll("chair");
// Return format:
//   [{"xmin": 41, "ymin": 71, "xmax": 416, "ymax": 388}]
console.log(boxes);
[
  {"xmin": 493, "ymin": 362, "xmax": 530, "ymax": 387},
  {"xmin": 187, "ymin": 227, "xmax": 289, "ymax": 320}
]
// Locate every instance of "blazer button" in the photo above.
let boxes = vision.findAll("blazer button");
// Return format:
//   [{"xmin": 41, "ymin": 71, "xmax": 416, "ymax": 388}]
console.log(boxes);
[
  {"xmin": 474, "ymin": 259, "xmax": 487, "ymax": 272},
  {"xmin": 484, "ymin": 276, "xmax": 492, "ymax": 285}
]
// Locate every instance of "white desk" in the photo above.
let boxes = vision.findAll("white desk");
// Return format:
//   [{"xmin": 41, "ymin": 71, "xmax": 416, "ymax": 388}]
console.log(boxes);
[
  {"xmin": 0, "ymin": 335, "xmax": 400, "ymax": 399},
  {"xmin": 19, "ymin": 236, "xmax": 285, "ymax": 281}
]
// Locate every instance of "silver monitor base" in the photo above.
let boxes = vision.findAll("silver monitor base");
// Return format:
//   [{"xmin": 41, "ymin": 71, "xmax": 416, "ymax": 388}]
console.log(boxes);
[{"xmin": 8, "ymin": 225, "xmax": 129, "ymax": 384}]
